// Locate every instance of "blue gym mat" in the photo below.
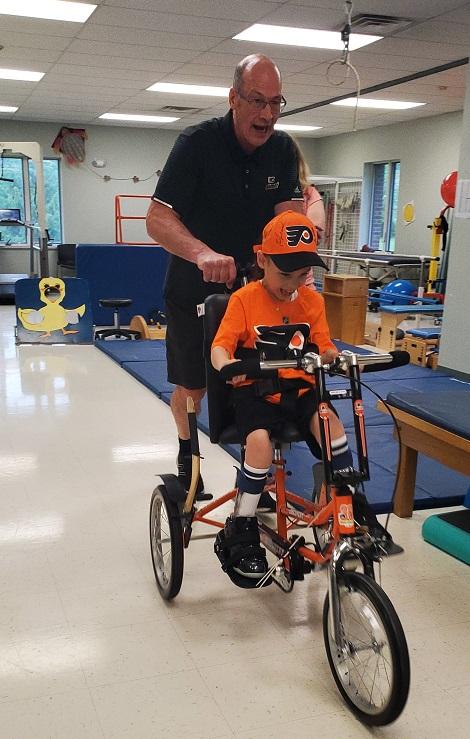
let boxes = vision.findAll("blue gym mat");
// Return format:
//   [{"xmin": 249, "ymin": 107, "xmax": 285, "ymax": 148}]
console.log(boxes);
[{"xmin": 96, "ymin": 339, "xmax": 469, "ymax": 513}]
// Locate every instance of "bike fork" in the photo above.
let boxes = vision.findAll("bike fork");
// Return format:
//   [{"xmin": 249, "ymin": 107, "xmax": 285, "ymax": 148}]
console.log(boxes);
[{"xmin": 327, "ymin": 538, "xmax": 359, "ymax": 648}]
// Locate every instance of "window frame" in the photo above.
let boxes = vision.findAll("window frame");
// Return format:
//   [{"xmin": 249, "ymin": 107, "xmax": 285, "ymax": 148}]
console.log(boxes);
[
  {"xmin": 0, "ymin": 155, "xmax": 63, "ymax": 247},
  {"xmin": 368, "ymin": 160, "xmax": 400, "ymax": 252}
]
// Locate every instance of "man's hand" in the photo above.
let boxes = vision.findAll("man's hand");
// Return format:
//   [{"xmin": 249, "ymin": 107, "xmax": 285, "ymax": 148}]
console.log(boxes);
[{"xmin": 196, "ymin": 250, "xmax": 236, "ymax": 287}]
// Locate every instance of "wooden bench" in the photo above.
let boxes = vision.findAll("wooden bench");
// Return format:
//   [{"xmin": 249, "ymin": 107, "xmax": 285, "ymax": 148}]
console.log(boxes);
[
  {"xmin": 377, "ymin": 394, "xmax": 470, "ymax": 517},
  {"xmin": 376, "ymin": 304, "xmax": 444, "ymax": 350}
]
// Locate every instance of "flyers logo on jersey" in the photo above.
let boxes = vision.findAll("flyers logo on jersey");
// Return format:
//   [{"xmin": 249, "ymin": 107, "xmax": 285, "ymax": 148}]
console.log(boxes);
[{"xmin": 285, "ymin": 225, "xmax": 314, "ymax": 248}]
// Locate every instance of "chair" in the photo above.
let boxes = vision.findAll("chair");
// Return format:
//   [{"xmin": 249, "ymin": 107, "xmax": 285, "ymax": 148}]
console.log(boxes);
[
  {"xmin": 94, "ymin": 298, "xmax": 141, "ymax": 340},
  {"xmin": 203, "ymin": 293, "xmax": 303, "ymax": 446},
  {"xmin": 56, "ymin": 243, "xmax": 77, "ymax": 276}
]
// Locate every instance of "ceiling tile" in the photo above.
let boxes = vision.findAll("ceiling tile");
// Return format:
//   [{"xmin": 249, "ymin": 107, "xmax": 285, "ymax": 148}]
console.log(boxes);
[
  {"xmin": 89, "ymin": 6, "xmax": 245, "ymax": 37},
  {"xmin": 78, "ymin": 24, "xmax": 219, "ymax": 51}
]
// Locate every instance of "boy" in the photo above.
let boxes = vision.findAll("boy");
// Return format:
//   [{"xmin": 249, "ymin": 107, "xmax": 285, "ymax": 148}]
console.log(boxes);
[{"xmin": 211, "ymin": 210, "xmax": 354, "ymax": 583}]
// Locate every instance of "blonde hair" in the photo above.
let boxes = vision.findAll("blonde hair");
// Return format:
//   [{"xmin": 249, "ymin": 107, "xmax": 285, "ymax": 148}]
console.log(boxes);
[{"xmin": 290, "ymin": 136, "xmax": 311, "ymax": 191}]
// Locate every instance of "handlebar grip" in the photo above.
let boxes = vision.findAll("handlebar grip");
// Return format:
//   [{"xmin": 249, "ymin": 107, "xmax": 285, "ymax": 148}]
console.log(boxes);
[
  {"xmin": 218, "ymin": 357, "xmax": 277, "ymax": 381},
  {"xmin": 361, "ymin": 350, "xmax": 410, "ymax": 373}
]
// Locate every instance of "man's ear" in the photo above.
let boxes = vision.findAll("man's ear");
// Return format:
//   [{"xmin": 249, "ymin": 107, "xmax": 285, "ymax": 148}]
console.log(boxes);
[{"xmin": 228, "ymin": 87, "xmax": 237, "ymax": 110}]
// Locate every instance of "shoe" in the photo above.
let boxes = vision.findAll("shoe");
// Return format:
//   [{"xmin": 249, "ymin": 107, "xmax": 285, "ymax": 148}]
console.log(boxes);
[
  {"xmin": 353, "ymin": 492, "xmax": 404, "ymax": 557},
  {"xmin": 257, "ymin": 491, "xmax": 277, "ymax": 513},
  {"xmin": 176, "ymin": 452, "xmax": 212, "ymax": 501},
  {"xmin": 222, "ymin": 515, "xmax": 268, "ymax": 580}
]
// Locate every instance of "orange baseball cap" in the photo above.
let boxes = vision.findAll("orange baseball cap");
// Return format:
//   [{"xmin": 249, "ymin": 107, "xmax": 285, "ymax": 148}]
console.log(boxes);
[{"xmin": 253, "ymin": 210, "xmax": 328, "ymax": 272}]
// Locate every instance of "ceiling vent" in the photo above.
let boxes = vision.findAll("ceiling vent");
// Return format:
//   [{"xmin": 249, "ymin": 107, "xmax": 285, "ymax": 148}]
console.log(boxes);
[
  {"xmin": 350, "ymin": 14, "xmax": 413, "ymax": 36},
  {"xmin": 159, "ymin": 105, "xmax": 205, "ymax": 114}
]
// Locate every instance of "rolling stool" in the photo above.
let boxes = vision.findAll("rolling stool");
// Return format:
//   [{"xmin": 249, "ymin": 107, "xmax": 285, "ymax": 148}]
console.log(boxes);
[{"xmin": 94, "ymin": 299, "xmax": 141, "ymax": 340}]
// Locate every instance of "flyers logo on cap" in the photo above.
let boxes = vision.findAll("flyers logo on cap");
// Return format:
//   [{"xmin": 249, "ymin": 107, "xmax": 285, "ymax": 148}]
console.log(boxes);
[{"xmin": 285, "ymin": 225, "xmax": 314, "ymax": 247}]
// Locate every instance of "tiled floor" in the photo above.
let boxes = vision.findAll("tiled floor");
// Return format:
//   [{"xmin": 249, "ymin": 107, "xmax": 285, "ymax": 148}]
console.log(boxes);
[{"xmin": 0, "ymin": 304, "xmax": 468, "ymax": 738}]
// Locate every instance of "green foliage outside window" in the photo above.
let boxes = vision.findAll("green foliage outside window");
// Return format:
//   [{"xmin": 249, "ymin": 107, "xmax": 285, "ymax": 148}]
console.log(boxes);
[{"xmin": 0, "ymin": 156, "xmax": 62, "ymax": 245}]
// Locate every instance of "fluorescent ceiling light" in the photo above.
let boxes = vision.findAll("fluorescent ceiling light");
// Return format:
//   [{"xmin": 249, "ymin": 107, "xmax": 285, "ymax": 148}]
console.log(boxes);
[
  {"xmin": 331, "ymin": 98, "xmax": 426, "ymax": 110},
  {"xmin": 0, "ymin": 1, "xmax": 96, "ymax": 22},
  {"xmin": 234, "ymin": 24, "xmax": 381, "ymax": 51},
  {"xmin": 0, "ymin": 67, "xmax": 44, "ymax": 81},
  {"xmin": 147, "ymin": 82, "xmax": 229, "ymax": 97},
  {"xmin": 0, "ymin": 105, "xmax": 18, "ymax": 112},
  {"xmin": 275, "ymin": 123, "xmax": 322, "ymax": 132},
  {"xmin": 100, "ymin": 113, "xmax": 180, "ymax": 123}
]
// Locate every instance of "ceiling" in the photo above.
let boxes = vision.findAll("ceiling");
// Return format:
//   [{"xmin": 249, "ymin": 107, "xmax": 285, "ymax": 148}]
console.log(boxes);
[{"xmin": 0, "ymin": 0, "xmax": 469, "ymax": 137}]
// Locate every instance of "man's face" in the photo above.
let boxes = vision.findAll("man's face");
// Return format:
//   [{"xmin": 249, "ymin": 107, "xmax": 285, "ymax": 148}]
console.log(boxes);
[{"xmin": 229, "ymin": 61, "xmax": 283, "ymax": 154}]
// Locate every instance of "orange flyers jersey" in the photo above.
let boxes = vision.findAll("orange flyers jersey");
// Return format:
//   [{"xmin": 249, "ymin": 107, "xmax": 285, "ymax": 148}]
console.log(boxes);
[{"xmin": 212, "ymin": 280, "xmax": 336, "ymax": 401}]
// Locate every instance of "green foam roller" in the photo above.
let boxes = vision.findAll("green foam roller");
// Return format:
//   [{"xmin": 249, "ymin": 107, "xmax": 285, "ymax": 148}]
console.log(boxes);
[{"xmin": 422, "ymin": 514, "xmax": 470, "ymax": 566}]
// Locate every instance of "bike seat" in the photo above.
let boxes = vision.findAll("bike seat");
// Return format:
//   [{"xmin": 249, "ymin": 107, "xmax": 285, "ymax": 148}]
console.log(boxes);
[{"xmin": 219, "ymin": 422, "xmax": 303, "ymax": 445}]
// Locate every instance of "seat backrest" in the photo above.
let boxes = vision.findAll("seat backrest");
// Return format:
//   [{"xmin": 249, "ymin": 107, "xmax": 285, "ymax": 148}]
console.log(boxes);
[
  {"xmin": 203, "ymin": 294, "xmax": 234, "ymax": 444},
  {"xmin": 57, "ymin": 243, "xmax": 77, "ymax": 267}
]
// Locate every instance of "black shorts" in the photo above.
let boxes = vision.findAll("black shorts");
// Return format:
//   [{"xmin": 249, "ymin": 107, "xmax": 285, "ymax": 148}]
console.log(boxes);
[
  {"xmin": 233, "ymin": 386, "xmax": 323, "ymax": 459},
  {"xmin": 165, "ymin": 298, "xmax": 206, "ymax": 389}
]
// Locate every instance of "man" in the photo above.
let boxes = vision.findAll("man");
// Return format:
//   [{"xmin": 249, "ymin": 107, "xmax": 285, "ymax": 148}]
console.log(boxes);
[{"xmin": 146, "ymin": 53, "xmax": 304, "ymax": 505}]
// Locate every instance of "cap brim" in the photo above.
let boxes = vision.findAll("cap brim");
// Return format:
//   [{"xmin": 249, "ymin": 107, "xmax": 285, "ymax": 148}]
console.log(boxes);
[{"xmin": 269, "ymin": 251, "xmax": 328, "ymax": 272}]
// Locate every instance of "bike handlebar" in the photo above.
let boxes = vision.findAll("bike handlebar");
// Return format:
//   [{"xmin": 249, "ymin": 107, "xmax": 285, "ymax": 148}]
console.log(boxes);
[{"xmin": 218, "ymin": 350, "xmax": 410, "ymax": 381}]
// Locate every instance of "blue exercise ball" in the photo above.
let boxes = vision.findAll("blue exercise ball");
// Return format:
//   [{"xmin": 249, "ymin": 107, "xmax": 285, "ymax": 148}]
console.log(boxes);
[{"xmin": 379, "ymin": 279, "xmax": 416, "ymax": 307}]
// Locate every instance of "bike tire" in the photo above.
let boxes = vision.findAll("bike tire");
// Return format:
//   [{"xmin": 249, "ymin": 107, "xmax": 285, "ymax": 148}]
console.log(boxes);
[
  {"xmin": 149, "ymin": 484, "xmax": 184, "ymax": 600},
  {"xmin": 323, "ymin": 571, "xmax": 409, "ymax": 726}
]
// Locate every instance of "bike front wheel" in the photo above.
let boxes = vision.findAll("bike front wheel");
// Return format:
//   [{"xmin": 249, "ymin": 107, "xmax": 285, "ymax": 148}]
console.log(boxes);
[
  {"xmin": 323, "ymin": 571, "xmax": 409, "ymax": 726},
  {"xmin": 149, "ymin": 484, "xmax": 184, "ymax": 600}
]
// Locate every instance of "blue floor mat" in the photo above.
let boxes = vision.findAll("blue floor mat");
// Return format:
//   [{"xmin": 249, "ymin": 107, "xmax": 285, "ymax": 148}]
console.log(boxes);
[
  {"xmin": 96, "ymin": 339, "xmax": 166, "ymax": 364},
  {"xmin": 99, "ymin": 341, "xmax": 467, "ymax": 513},
  {"xmin": 123, "ymin": 360, "xmax": 174, "ymax": 397}
]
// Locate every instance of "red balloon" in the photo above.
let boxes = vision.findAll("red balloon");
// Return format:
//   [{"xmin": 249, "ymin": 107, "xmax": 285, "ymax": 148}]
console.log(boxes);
[{"xmin": 440, "ymin": 170, "xmax": 458, "ymax": 207}]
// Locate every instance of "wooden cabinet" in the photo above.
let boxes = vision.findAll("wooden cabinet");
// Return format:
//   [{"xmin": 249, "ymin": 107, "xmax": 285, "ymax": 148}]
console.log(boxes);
[{"xmin": 322, "ymin": 274, "xmax": 369, "ymax": 345}]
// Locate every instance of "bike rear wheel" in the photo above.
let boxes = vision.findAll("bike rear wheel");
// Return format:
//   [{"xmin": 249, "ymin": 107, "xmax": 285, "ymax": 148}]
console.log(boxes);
[
  {"xmin": 149, "ymin": 485, "xmax": 184, "ymax": 600},
  {"xmin": 323, "ymin": 571, "xmax": 409, "ymax": 726}
]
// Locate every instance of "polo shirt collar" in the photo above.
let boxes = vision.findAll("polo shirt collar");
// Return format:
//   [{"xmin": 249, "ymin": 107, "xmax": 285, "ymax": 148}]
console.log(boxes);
[{"xmin": 221, "ymin": 111, "xmax": 262, "ymax": 164}]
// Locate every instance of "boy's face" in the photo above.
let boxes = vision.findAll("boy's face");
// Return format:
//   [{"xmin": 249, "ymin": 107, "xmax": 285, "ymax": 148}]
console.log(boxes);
[{"xmin": 257, "ymin": 252, "xmax": 310, "ymax": 302}]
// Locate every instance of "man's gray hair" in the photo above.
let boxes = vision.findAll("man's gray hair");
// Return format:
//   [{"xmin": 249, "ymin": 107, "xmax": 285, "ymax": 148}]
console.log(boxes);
[{"xmin": 232, "ymin": 54, "xmax": 281, "ymax": 92}]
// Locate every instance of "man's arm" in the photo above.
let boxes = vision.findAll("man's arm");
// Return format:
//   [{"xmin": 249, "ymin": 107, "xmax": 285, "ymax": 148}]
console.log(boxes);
[{"xmin": 146, "ymin": 200, "xmax": 236, "ymax": 286}]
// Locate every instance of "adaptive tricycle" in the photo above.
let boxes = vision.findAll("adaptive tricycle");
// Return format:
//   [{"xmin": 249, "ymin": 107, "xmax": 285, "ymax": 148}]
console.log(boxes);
[{"xmin": 149, "ymin": 293, "xmax": 410, "ymax": 726}]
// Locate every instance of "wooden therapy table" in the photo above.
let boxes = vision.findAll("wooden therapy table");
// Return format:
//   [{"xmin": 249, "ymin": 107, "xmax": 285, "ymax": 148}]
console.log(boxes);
[{"xmin": 377, "ymin": 390, "xmax": 470, "ymax": 517}]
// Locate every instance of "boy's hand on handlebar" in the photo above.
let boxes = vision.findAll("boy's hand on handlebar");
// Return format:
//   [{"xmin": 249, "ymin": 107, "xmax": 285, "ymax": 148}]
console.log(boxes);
[
  {"xmin": 219, "ymin": 359, "xmax": 246, "ymax": 385},
  {"xmin": 321, "ymin": 347, "xmax": 339, "ymax": 365},
  {"xmin": 196, "ymin": 250, "xmax": 236, "ymax": 288}
]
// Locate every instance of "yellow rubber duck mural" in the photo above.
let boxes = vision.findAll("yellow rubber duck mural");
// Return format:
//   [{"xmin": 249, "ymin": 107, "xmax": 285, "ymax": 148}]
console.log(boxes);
[{"xmin": 17, "ymin": 277, "xmax": 86, "ymax": 338}]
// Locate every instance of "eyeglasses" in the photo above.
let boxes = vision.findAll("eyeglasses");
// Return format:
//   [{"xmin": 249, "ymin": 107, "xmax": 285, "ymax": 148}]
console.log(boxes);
[{"xmin": 237, "ymin": 91, "xmax": 287, "ymax": 113}]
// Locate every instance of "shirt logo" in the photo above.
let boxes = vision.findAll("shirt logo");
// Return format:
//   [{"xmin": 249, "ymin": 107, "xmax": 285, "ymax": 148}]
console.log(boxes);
[
  {"xmin": 285, "ymin": 225, "xmax": 314, "ymax": 247},
  {"xmin": 265, "ymin": 175, "xmax": 279, "ymax": 190}
]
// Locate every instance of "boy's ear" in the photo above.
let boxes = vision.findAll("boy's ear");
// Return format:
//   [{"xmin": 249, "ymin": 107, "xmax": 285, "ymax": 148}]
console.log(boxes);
[{"xmin": 256, "ymin": 251, "xmax": 267, "ymax": 270}]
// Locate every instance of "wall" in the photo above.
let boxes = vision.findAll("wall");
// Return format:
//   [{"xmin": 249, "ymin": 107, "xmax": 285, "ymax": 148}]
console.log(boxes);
[
  {"xmin": 0, "ymin": 119, "xmax": 179, "ymax": 273},
  {"xmin": 299, "ymin": 111, "xmax": 463, "ymax": 256},
  {"xmin": 439, "ymin": 65, "xmax": 470, "ymax": 375}
]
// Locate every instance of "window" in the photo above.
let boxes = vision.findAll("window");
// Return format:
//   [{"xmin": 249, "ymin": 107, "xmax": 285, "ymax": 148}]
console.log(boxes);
[
  {"xmin": 0, "ymin": 155, "xmax": 62, "ymax": 245},
  {"xmin": 369, "ymin": 161, "xmax": 400, "ymax": 251},
  {"xmin": 0, "ymin": 157, "xmax": 25, "ymax": 244},
  {"xmin": 29, "ymin": 159, "xmax": 62, "ymax": 243}
]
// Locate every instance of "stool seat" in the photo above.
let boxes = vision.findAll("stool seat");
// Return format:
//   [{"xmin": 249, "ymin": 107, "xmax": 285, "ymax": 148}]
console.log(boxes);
[
  {"xmin": 219, "ymin": 422, "xmax": 303, "ymax": 446},
  {"xmin": 98, "ymin": 298, "xmax": 133, "ymax": 309},
  {"xmin": 94, "ymin": 297, "xmax": 140, "ymax": 341}
]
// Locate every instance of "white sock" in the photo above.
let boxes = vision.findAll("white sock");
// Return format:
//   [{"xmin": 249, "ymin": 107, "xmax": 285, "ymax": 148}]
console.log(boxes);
[{"xmin": 234, "ymin": 491, "xmax": 262, "ymax": 517}]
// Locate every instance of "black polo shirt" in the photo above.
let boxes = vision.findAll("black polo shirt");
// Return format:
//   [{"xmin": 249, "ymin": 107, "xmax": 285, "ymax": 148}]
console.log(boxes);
[{"xmin": 152, "ymin": 111, "xmax": 302, "ymax": 310}]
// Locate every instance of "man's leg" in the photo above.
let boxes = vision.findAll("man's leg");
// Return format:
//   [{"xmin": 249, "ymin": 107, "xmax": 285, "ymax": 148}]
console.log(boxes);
[
  {"xmin": 170, "ymin": 385, "xmax": 205, "ymax": 440},
  {"xmin": 165, "ymin": 299, "xmax": 211, "ymax": 500}
]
